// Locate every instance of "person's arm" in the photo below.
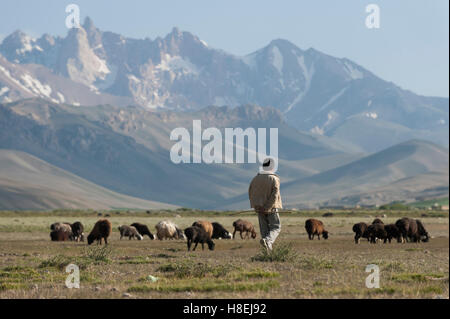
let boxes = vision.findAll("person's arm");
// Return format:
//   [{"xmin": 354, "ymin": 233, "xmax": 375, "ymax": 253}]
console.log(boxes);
[{"xmin": 263, "ymin": 176, "xmax": 280, "ymax": 212}]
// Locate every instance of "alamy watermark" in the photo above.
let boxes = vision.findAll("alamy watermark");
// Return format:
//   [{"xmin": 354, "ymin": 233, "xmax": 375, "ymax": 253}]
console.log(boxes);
[
  {"xmin": 65, "ymin": 4, "xmax": 80, "ymax": 29},
  {"xmin": 65, "ymin": 263, "xmax": 80, "ymax": 289},
  {"xmin": 365, "ymin": 4, "xmax": 380, "ymax": 29},
  {"xmin": 365, "ymin": 264, "xmax": 380, "ymax": 288},
  {"xmin": 170, "ymin": 120, "xmax": 279, "ymax": 172}
]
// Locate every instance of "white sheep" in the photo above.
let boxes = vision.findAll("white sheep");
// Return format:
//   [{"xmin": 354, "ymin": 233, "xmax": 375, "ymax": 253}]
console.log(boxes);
[{"xmin": 155, "ymin": 221, "xmax": 185, "ymax": 240}]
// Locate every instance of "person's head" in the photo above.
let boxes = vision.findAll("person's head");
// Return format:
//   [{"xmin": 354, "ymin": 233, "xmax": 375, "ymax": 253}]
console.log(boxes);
[{"xmin": 261, "ymin": 157, "xmax": 276, "ymax": 173}]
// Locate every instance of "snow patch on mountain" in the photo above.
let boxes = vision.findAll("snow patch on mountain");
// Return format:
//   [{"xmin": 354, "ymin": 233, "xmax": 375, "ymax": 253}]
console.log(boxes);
[
  {"xmin": 343, "ymin": 61, "xmax": 363, "ymax": 80},
  {"xmin": 0, "ymin": 65, "xmax": 33, "ymax": 95},
  {"xmin": 156, "ymin": 54, "xmax": 199, "ymax": 76},
  {"xmin": 21, "ymin": 74, "xmax": 52, "ymax": 98},
  {"xmin": 284, "ymin": 56, "xmax": 315, "ymax": 114},
  {"xmin": 0, "ymin": 86, "xmax": 9, "ymax": 96},
  {"xmin": 271, "ymin": 46, "xmax": 283, "ymax": 74},
  {"xmin": 57, "ymin": 92, "xmax": 65, "ymax": 103},
  {"xmin": 319, "ymin": 87, "xmax": 348, "ymax": 112},
  {"xmin": 365, "ymin": 112, "xmax": 378, "ymax": 119}
]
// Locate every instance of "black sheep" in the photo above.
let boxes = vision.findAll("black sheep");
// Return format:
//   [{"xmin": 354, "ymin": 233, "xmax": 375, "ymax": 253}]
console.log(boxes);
[
  {"xmin": 384, "ymin": 224, "xmax": 401, "ymax": 243},
  {"xmin": 352, "ymin": 222, "xmax": 370, "ymax": 244},
  {"xmin": 184, "ymin": 226, "xmax": 215, "ymax": 251},
  {"xmin": 211, "ymin": 222, "xmax": 232, "ymax": 239},
  {"xmin": 70, "ymin": 221, "xmax": 84, "ymax": 242},
  {"xmin": 395, "ymin": 218, "xmax": 425, "ymax": 243},
  {"xmin": 131, "ymin": 222, "xmax": 155, "ymax": 240},
  {"xmin": 415, "ymin": 219, "xmax": 430, "ymax": 242},
  {"xmin": 367, "ymin": 223, "xmax": 387, "ymax": 243}
]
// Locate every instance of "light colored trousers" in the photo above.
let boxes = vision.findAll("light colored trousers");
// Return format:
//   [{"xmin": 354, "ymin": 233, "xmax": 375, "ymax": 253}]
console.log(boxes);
[{"xmin": 258, "ymin": 211, "xmax": 281, "ymax": 249}]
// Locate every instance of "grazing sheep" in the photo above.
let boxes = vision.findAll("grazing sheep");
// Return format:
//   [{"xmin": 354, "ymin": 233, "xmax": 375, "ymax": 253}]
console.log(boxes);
[
  {"xmin": 211, "ymin": 222, "xmax": 233, "ymax": 239},
  {"xmin": 50, "ymin": 222, "xmax": 72, "ymax": 232},
  {"xmin": 50, "ymin": 222, "xmax": 73, "ymax": 240},
  {"xmin": 415, "ymin": 219, "xmax": 430, "ymax": 242},
  {"xmin": 184, "ymin": 226, "xmax": 215, "ymax": 251},
  {"xmin": 372, "ymin": 218, "xmax": 384, "ymax": 225},
  {"xmin": 50, "ymin": 229, "xmax": 70, "ymax": 241},
  {"xmin": 395, "ymin": 217, "xmax": 427, "ymax": 243},
  {"xmin": 70, "ymin": 221, "xmax": 84, "ymax": 242},
  {"xmin": 131, "ymin": 222, "xmax": 155, "ymax": 240},
  {"xmin": 305, "ymin": 219, "xmax": 329, "ymax": 240},
  {"xmin": 352, "ymin": 222, "xmax": 370, "ymax": 244},
  {"xmin": 192, "ymin": 221, "xmax": 214, "ymax": 239},
  {"xmin": 87, "ymin": 219, "xmax": 112, "ymax": 245},
  {"xmin": 384, "ymin": 224, "xmax": 402, "ymax": 243},
  {"xmin": 155, "ymin": 221, "xmax": 185, "ymax": 240},
  {"xmin": 232, "ymin": 219, "xmax": 257, "ymax": 240},
  {"xmin": 118, "ymin": 225, "xmax": 143, "ymax": 240},
  {"xmin": 367, "ymin": 223, "xmax": 387, "ymax": 243}
]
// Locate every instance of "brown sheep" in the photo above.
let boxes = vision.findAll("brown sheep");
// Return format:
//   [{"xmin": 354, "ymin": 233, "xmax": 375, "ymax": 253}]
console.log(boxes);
[
  {"xmin": 184, "ymin": 226, "xmax": 215, "ymax": 251},
  {"xmin": 232, "ymin": 219, "xmax": 257, "ymax": 239},
  {"xmin": 50, "ymin": 229, "xmax": 70, "ymax": 241},
  {"xmin": 305, "ymin": 219, "xmax": 329, "ymax": 240},
  {"xmin": 87, "ymin": 219, "xmax": 112, "ymax": 245},
  {"xmin": 50, "ymin": 222, "xmax": 73, "ymax": 241},
  {"xmin": 192, "ymin": 221, "xmax": 213, "ymax": 239}
]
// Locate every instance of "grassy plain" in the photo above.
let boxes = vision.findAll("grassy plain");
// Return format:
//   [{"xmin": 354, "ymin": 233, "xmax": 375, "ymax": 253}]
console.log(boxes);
[{"xmin": 0, "ymin": 209, "xmax": 448, "ymax": 299}]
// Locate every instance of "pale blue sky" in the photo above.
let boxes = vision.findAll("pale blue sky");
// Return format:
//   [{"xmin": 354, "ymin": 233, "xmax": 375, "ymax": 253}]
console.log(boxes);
[{"xmin": 0, "ymin": 0, "xmax": 448, "ymax": 97}]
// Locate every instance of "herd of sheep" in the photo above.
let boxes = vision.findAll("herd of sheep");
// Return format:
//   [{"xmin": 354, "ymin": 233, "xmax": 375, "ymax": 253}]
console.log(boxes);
[
  {"xmin": 49, "ymin": 216, "xmax": 430, "ymax": 251},
  {"xmin": 351, "ymin": 217, "xmax": 430, "ymax": 244}
]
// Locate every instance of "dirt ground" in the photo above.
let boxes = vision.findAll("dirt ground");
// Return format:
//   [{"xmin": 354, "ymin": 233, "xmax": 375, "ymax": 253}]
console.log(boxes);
[{"xmin": 0, "ymin": 210, "xmax": 448, "ymax": 299}]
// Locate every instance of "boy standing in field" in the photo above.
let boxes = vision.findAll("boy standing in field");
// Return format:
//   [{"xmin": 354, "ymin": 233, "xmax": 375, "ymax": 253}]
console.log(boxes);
[{"xmin": 248, "ymin": 158, "xmax": 282, "ymax": 251}]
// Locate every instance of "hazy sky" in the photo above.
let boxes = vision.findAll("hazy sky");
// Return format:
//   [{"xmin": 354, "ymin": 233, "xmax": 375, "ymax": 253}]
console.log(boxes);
[{"xmin": 0, "ymin": 0, "xmax": 448, "ymax": 97}]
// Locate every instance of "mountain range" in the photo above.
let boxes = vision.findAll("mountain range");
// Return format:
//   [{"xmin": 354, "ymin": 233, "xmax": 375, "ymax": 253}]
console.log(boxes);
[
  {"xmin": 0, "ymin": 18, "xmax": 448, "ymax": 210},
  {"xmin": 0, "ymin": 17, "xmax": 448, "ymax": 153},
  {"xmin": 0, "ymin": 98, "xmax": 447, "ymax": 210}
]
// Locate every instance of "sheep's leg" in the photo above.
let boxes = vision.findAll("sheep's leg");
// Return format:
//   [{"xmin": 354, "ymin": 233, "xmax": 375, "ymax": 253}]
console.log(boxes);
[
  {"xmin": 202, "ymin": 243, "xmax": 205, "ymax": 251},
  {"xmin": 233, "ymin": 229, "xmax": 236, "ymax": 239},
  {"xmin": 317, "ymin": 233, "xmax": 320, "ymax": 240},
  {"xmin": 187, "ymin": 239, "xmax": 191, "ymax": 251},
  {"xmin": 240, "ymin": 231, "xmax": 244, "ymax": 240},
  {"xmin": 104, "ymin": 237, "xmax": 108, "ymax": 245},
  {"xmin": 193, "ymin": 242, "xmax": 199, "ymax": 251}
]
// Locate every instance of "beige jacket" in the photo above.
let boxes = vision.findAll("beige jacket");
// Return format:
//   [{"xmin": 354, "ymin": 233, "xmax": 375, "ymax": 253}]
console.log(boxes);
[{"xmin": 248, "ymin": 172, "xmax": 283, "ymax": 214}]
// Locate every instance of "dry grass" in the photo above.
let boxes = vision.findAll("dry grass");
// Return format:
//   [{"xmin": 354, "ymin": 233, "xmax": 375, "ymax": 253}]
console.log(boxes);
[{"xmin": 0, "ymin": 211, "xmax": 448, "ymax": 299}]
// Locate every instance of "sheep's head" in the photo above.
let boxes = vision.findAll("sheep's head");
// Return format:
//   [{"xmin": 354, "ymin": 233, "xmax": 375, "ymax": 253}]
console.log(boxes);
[
  {"xmin": 87, "ymin": 234, "xmax": 94, "ymax": 245},
  {"xmin": 421, "ymin": 233, "xmax": 430, "ymax": 242},
  {"xmin": 207, "ymin": 240, "xmax": 215, "ymax": 251},
  {"xmin": 176, "ymin": 228, "xmax": 186, "ymax": 240},
  {"xmin": 251, "ymin": 231, "xmax": 257, "ymax": 239},
  {"xmin": 322, "ymin": 231, "xmax": 329, "ymax": 239}
]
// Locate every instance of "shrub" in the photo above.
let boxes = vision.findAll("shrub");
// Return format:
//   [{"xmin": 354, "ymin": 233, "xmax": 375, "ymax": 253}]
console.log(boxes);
[{"xmin": 251, "ymin": 242, "xmax": 298, "ymax": 262}]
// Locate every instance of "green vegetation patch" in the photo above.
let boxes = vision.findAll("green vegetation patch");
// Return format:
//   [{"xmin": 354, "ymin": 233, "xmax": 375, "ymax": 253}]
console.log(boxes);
[
  {"xmin": 128, "ymin": 279, "xmax": 279, "ymax": 293},
  {"xmin": 390, "ymin": 273, "xmax": 446, "ymax": 283},
  {"xmin": 38, "ymin": 246, "xmax": 113, "ymax": 270},
  {"xmin": 251, "ymin": 243, "xmax": 298, "ymax": 262},
  {"xmin": 298, "ymin": 256, "xmax": 334, "ymax": 270},
  {"xmin": 157, "ymin": 260, "xmax": 238, "ymax": 279}
]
